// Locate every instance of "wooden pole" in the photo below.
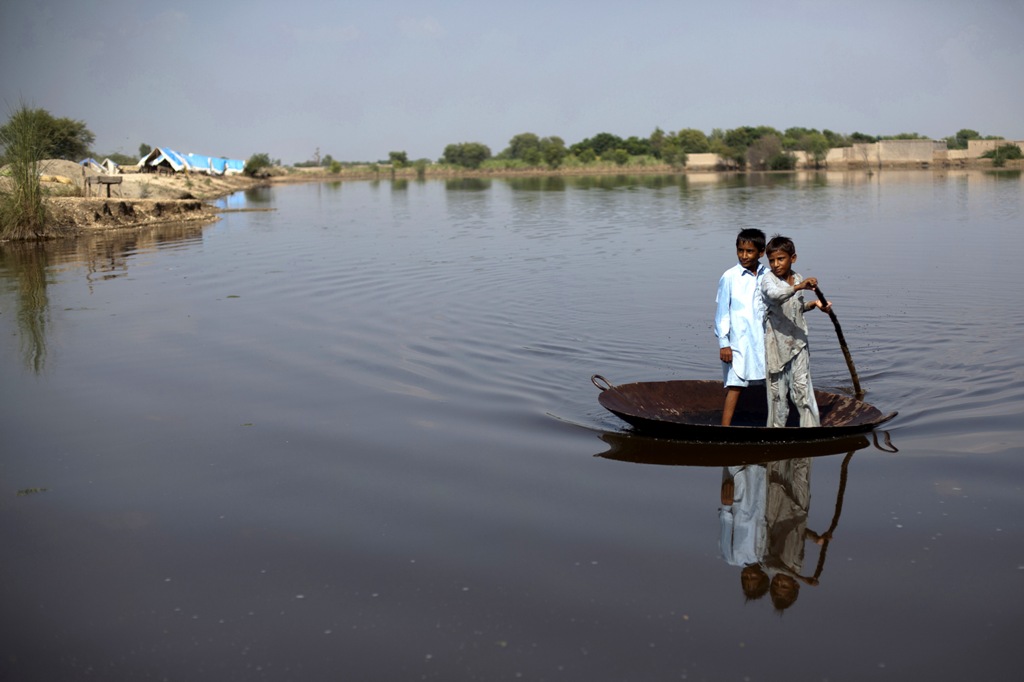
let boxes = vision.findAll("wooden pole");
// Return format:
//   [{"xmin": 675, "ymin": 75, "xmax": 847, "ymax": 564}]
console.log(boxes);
[{"xmin": 812, "ymin": 286, "xmax": 863, "ymax": 400}]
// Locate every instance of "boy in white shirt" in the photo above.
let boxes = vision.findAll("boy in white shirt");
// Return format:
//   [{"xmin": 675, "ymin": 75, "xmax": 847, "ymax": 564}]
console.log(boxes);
[{"xmin": 715, "ymin": 228, "xmax": 767, "ymax": 426}]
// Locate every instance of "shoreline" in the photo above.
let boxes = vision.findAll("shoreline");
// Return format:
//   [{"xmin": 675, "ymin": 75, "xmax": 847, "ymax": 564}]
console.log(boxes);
[{"xmin": 18, "ymin": 159, "xmax": 1022, "ymax": 238}]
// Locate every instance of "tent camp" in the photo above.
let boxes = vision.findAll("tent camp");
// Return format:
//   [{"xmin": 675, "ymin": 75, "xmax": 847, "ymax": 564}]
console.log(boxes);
[
  {"xmin": 138, "ymin": 147, "xmax": 189, "ymax": 173},
  {"xmin": 79, "ymin": 158, "xmax": 104, "ymax": 173},
  {"xmin": 138, "ymin": 147, "xmax": 245, "ymax": 176}
]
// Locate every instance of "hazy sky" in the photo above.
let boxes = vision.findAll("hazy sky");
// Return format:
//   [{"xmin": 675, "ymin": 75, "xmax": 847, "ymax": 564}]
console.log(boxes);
[{"xmin": 3, "ymin": 0, "xmax": 1022, "ymax": 163}]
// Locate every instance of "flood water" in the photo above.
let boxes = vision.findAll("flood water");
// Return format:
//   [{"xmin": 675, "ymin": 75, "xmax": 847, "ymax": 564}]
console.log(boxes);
[{"xmin": 2, "ymin": 170, "xmax": 1022, "ymax": 681}]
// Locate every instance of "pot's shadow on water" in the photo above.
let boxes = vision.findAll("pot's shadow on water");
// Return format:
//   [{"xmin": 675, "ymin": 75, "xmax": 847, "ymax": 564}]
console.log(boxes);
[{"xmin": 594, "ymin": 429, "xmax": 880, "ymax": 467}]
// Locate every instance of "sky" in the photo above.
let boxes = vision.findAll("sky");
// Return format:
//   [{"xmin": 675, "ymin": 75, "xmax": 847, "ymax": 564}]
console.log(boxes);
[{"xmin": 2, "ymin": 0, "xmax": 1022, "ymax": 164}]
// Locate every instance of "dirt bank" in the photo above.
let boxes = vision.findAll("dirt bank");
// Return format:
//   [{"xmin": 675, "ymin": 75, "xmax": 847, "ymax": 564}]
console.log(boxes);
[
  {"xmin": 46, "ymin": 197, "xmax": 219, "ymax": 231},
  {"xmin": 0, "ymin": 159, "xmax": 266, "ymax": 203},
  {"xmin": 0, "ymin": 159, "xmax": 269, "ymax": 236}
]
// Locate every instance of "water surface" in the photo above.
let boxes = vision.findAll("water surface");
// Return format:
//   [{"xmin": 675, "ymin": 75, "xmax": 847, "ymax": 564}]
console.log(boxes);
[{"xmin": 2, "ymin": 170, "xmax": 1022, "ymax": 681}]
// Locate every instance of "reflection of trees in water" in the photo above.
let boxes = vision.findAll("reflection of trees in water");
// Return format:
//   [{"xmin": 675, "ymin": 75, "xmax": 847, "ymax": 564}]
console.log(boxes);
[
  {"xmin": 243, "ymin": 186, "xmax": 274, "ymax": 203},
  {"xmin": 505, "ymin": 176, "xmax": 568, "ymax": 192},
  {"xmin": 0, "ymin": 243, "xmax": 50, "ymax": 373},
  {"xmin": 445, "ymin": 178, "xmax": 492, "ymax": 192},
  {"xmin": 0, "ymin": 223, "xmax": 204, "ymax": 373}
]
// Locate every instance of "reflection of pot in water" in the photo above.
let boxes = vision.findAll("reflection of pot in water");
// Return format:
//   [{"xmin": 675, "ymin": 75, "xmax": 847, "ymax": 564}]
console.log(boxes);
[{"xmin": 595, "ymin": 430, "xmax": 872, "ymax": 468}]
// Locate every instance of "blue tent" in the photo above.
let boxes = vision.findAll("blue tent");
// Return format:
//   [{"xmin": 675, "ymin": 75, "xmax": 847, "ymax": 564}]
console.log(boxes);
[
  {"xmin": 138, "ymin": 147, "xmax": 245, "ymax": 175},
  {"xmin": 185, "ymin": 153, "xmax": 213, "ymax": 173},
  {"xmin": 138, "ymin": 147, "xmax": 188, "ymax": 172}
]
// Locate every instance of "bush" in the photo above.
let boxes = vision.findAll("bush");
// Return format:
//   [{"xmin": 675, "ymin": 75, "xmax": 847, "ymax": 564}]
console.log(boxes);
[
  {"xmin": 0, "ymin": 104, "xmax": 49, "ymax": 240},
  {"xmin": 768, "ymin": 152, "xmax": 798, "ymax": 171},
  {"xmin": 981, "ymin": 144, "xmax": 1023, "ymax": 167},
  {"xmin": 244, "ymin": 153, "xmax": 273, "ymax": 177},
  {"xmin": 606, "ymin": 149, "xmax": 630, "ymax": 166},
  {"xmin": 442, "ymin": 142, "xmax": 491, "ymax": 169}
]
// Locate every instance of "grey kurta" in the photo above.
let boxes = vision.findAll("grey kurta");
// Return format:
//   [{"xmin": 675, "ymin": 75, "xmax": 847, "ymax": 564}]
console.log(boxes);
[
  {"xmin": 760, "ymin": 270, "xmax": 809, "ymax": 374},
  {"xmin": 760, "ymin": 270, "xmax": 820, "ymax": 427}
]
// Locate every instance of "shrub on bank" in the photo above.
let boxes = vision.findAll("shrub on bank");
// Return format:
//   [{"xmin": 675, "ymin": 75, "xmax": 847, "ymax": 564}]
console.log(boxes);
[
  {"xmin": 981, "ymin": 144, "xmax": 1023, "ymax": 168},
  {"xmin": 0, "ymin": 104, "xmax": 49, "ymax": 240}
]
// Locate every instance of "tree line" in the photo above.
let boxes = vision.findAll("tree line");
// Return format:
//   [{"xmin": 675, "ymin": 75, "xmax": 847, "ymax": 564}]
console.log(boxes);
[
  {"xmin": 434, "ymin": 126, "xmax": 1007, "ymax": 171},
  {"xmin": 0, "ymin": 105, "xmax": 1010, "ymax": 174}
]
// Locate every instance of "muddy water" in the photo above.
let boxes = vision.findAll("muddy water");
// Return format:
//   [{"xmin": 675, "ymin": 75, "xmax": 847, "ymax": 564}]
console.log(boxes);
[{"xmin": 1, "ymin": 170, "xmax": 1022, "ymax": 681}]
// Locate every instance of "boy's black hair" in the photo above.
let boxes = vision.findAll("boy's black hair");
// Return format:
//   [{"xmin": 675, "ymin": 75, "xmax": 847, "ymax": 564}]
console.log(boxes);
[
  {"xmin": 765, "ymin": 234, "xmax": 796, "ymax": 256},
  {"xmin": 736, "ymin": 228, "xmax": 766, "ymax": 251}
]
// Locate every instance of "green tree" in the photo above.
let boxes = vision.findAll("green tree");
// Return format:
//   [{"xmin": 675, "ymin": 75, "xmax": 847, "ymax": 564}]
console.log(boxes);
[
  {"xmin": 622, "ymin": 136, "xmax": 651, "ymax": 156},
  {"xmin": 801, "ymin": 132, "xmax": 830, "ymax": 168},
  {"xmin": 944, "ymin": 128, "xmax": 980, "ymax": 150},
  {"xmin": 782, "ymin": 127, "xmax": 814, "ymax": 149},
  {"xmin": 244, "ymin": 152, "xmax": 273, "ymax": 177},
  {"xmin": 849, "ymin": 131, "xmax": 878, "ymax": 143},
  {"xmin": 138, "ymin": 143, "xmax": 152, "ymax": 158},
  {"xmin": 674, "ymin": 128, "xmax": 710, "ymax": 153},
  {"xmin": 709, "ymin": 137, "xmax": 744, "ymax": 168},
  {"xmin": 660, "ymin": 139, "xmax": 687, "ymax": 168},
  {"xmin": 822, "ymin": 129, "xmax": 849, "ymax": 147},
  {"xmin": 746, "ymin": 134, "xmax": 783, "ymax": 170},
  {"xmin": 716, "ymin": 126, "xmax": 781, "ymax": 169},
  {"xmin": 539, "ymin": 136, "xmax": 567, "ymax": 169},
  {"xmin": 649, "ymin": 127, "xmax": 667, "ymax": 159},
  {"xmin": 389, "ymin": 151, "xmax": 409, "ymax": 168},
  {"xmin": 0, "ymin": 107, "xmax": 94, "ymax": 162},
  {"xmin": 502, "ymin": 132, "xmax": 542, "ymax": 164},
  {"xmin": 571, "ymin": 132, "xmax": 624, "ymax": 158},
  {"xmin": 442, "ymin": 142, "xmax": 491, "ymax": 169}
]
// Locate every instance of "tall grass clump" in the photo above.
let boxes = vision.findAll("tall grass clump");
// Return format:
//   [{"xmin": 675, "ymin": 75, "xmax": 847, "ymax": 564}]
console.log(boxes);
[{"xmin": 0, "ymin": 105, "xmax": 50, "ymax": 240}]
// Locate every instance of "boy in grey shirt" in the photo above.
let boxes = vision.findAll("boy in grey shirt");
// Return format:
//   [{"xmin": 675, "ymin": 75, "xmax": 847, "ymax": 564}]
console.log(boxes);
[{"xmin": 760, "ymin": 235, "xmax": 831, "ymax": 427}]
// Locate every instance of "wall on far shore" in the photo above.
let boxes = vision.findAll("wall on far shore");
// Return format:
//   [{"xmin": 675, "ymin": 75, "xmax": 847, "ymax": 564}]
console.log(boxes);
[
  {"xmin": 681, "ymin": 139, "xmax": 1023, "ymax": 171},
  {"xmin": 686, "ymin": 153, "xmax": 721, "ymax": 169},
  {"xmin": 967, "ymin": 139, "xmax": 1024, "ymax": 155}
]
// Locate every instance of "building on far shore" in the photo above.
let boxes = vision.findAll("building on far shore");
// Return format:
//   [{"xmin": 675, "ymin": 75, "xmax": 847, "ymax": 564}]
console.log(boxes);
[
  {"xmin": 796, "ymin": 139, "xmax": 1023, "ymax": 170},
  {"xmin": 687, "ymin": 139, "xmax": 1023, "ymax": 171}
]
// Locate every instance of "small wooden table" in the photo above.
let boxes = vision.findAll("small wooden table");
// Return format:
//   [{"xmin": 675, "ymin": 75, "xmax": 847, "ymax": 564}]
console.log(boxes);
[{"xmin": 86, "ymin": 175, "xmax": 123, "ymax": 198}]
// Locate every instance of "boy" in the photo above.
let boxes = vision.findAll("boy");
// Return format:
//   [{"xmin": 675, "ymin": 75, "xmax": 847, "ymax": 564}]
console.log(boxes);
[
  {"xmin": 760, "ymin": 235, "xmax": 831, "ymax": 428},
  {"xmin": 715, "ymin": 228, "xmax": 767, "ymax": 426}
]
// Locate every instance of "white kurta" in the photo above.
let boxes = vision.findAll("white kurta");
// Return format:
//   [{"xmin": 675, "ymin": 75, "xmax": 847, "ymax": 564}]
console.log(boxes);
[{"xmin": 715, "ymin": 263, "xmax": 766, "ymax": 382}]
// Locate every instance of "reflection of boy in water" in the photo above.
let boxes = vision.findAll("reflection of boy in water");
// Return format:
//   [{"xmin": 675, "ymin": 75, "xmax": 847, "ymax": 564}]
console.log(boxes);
[
  {"xmin": 719, "ymin": 464, "xmax": 768, "ymax": 599},
  {"xmin": 741, "ymin": 564, "xmax": 769, "ymax": 600},
  {"xmin": 763, "ymin": 457, "xmax": 815, "ymax": 611}
]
